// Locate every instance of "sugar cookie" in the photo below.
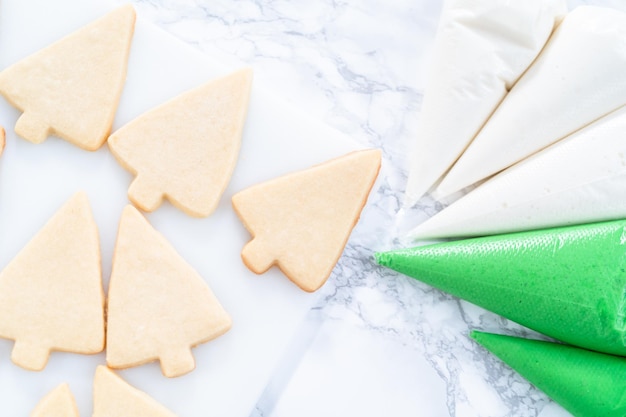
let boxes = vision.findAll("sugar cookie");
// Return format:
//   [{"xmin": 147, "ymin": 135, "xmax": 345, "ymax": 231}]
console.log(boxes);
[
  {"xmin": 93, "ymin": 366, "xmax": 177, "ymax": 417},
  {"xmin": 107, "ymin": 205, "xmax": 232, "ymax": 377},
  {"xmin": 30, "ymin": 384, "xmax": 79, "ymax": 417},
  {"xmin": 0, "ymin": 192, "xmax": 104, "ymax": 370},
  {"xmin": 232, "ymin": 149, "xmax": 381, "ymax": 292},
  {"xmin": 108, "ymin": 68, "xmax": 253, "ymax": 217},
  {"xmin": 0, "ymin": 5, "xmax": 136, "ymax": 151}
]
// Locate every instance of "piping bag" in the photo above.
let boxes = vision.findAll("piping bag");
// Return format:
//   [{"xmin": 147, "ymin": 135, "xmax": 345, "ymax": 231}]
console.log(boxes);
[
  {"xmin": 473, "ymin": 331, "xmax": 626, "ymax": 417},
  {"xmin": 376, "ymin": 219, "xmax": 626, "ymax": 356}
]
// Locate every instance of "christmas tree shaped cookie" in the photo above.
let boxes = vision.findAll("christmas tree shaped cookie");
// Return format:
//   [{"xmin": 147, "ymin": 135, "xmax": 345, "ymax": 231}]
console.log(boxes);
[
  {"xmin": 30, "ymin": 384, "xmax": 79, "ymax": 417},
  {"xmin": 0, "ymin": 5, "xmax": 136, "ymax": 151},
  {"xmin": 108, "ymin": 68, "xmax": 253, "ymax": 217},
  {"xmin": 107, "ymin": 205, "xmax": 232, "ymax": 377},
  {"xmin": 473, "ymin": 331, "xmax": 626, "ymax": 417},
  {"xmin": 232, "ymin": 149, "xmax": 381, "ymax": 292},
  {"xmin": 93, "ymin": 366, "xmax": 177, "ymax": 417},
  {"xmin": 0, "ymin": 192, "xmax": 104, "ymax": 371},
  {"xmin": 376, "ymin": 219, "xmax": 626, "ymax": 356}
]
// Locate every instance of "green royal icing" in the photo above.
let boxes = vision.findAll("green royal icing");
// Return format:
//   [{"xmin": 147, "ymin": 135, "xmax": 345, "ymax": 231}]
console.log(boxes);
[
  {"xmin": 375, "ymin": 219, "xmax": 626, "ymax": 355},
  {"xmin": 472, "ymin": 331, "xmax": 626, "ymax": 417}
]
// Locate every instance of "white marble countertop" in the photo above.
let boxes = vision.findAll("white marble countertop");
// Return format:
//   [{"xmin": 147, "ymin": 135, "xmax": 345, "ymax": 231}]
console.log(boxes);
[{"xmin": 128, "ymin": 0, "xmax": 626, "ymax": 416}]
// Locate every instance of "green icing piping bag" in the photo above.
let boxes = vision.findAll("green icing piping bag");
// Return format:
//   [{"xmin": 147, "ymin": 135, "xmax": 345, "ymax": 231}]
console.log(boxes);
[
  {"xmin": 375, "ymin": 219, "xmax": 626, "ymax": 355},
  {"xmin": 472, "ymin": 331, "xmax": 626, "ymax": 417}
]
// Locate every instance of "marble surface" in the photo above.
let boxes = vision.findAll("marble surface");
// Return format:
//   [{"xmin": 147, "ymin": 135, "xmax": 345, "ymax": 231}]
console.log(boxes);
[{"xmin": 126, "ymin": 0, "xmax": 626, "ymax": 416}]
